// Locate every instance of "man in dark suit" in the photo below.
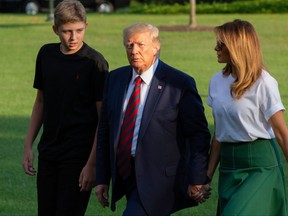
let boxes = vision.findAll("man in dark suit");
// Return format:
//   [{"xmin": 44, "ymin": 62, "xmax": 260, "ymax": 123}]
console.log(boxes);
[{"xmin": 95, "ymin": 23, "xmax": 211, "ymax": 216}]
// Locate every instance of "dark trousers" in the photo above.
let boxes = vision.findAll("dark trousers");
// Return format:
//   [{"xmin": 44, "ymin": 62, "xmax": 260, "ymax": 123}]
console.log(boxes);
[
  {"xmin": 37, "ymin": 159, "xmax": 91, "ymax": 216},
  {"xmin": 121, "ymin": 158, "xmax": 148, "ymax": 216}
]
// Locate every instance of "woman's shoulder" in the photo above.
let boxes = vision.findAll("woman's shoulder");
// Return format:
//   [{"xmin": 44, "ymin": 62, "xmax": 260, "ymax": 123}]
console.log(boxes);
[
  {"xmin": 258, "ymin": 69, "xmax": 278, "ymax": 86},
  {"xmin": 251, "ymin": 70, "xmax": 280, "ymax": 95},
  {"xmin": 212, "ymin": 70, "xmax": 223, "ymax": 78},
  {"xmin": 210, "ymin": 70, "xmax": 229, "ymax": 83}
]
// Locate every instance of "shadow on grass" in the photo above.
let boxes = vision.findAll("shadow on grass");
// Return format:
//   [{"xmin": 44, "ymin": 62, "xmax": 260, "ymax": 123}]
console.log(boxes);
[
  {"xmin": 0, "ymin": 23, "xmax": 49, "ymax": 28},
  {"xmin": 0, "ymin": 115, "xmax": 38, "ymax": 215},
  {"xmin": 0, "ymin": 115, "xmax": 216, "ymax": 215}
]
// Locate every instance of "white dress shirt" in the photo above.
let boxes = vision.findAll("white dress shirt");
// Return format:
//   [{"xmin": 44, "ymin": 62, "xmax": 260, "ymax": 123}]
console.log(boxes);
[{"xmin": 121, "ymin": 59, "xmax": 159, "ymax": 156}]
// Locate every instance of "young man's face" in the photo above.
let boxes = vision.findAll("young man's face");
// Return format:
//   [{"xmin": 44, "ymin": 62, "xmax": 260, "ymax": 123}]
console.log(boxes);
[{"xmin": 53, "ymin": 21, "xmax": 87, "ymax": 54}]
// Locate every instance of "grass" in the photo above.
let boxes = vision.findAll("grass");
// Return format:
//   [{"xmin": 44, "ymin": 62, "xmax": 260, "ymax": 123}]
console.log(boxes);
[{"xmin": 0, "ymin": 13, "xmax": 287, "ymax": 215}]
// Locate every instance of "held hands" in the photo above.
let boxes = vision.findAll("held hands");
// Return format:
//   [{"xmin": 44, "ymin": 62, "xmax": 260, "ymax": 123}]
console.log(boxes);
[{"xmin": 187, "ymin": 184, "xmax": 211, "ymax": 204}]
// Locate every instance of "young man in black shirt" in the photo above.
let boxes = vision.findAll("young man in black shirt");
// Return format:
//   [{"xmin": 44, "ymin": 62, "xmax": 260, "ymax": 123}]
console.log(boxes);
[{"xmin": 22, "ymin": 1, "xmax": 108, "ymax": 215}]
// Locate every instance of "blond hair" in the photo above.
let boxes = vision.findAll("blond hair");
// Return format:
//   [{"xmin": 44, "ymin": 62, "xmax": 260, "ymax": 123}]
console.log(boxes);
[
  {"xmin": 123, "ymin": 23, "xmax": 161, "ymax": 49},
  {"xmin": 214, "ymin": 19, "xmax": 267, "ymax": 99}
]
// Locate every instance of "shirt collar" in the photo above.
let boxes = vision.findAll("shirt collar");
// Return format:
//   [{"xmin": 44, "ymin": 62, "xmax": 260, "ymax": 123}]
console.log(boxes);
[{"xmin": 132, "ymin": 59, "xmax": 159, "ymax": 86}]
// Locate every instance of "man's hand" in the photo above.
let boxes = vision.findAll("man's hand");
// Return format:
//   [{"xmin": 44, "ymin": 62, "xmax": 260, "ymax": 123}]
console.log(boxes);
[
  {"xmin": 187, "ymin": 184, "xmax": 211, "ymax": 203},
  {"xmin": 95, "ymin": 184, "xmax": 109, "ymax": 208}
]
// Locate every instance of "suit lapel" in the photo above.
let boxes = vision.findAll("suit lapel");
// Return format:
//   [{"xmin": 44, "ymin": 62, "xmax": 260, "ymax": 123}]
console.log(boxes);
[
  {"xmin": 138, "ymin": 61, "xmax": 166, "ymax": 141},
  {"xmin": 113, "ymin": 68, "xmax": 133, "ymax": 151}
]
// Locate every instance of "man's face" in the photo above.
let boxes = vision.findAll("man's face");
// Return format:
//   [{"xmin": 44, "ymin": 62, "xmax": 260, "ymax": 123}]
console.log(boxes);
[
  {"xmin": 125, "ymin": 31, "xmax": 159, "ymax": 74},
  {"xmin": 53, "ymin": 21, "xmax": 87, "ymax": 54}
]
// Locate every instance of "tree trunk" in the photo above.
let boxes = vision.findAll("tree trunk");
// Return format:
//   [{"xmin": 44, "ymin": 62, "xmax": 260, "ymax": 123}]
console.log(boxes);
[
  {"xmin": 189, "ymin": 0, "xmax": 197, "ymax": 28},
  {"xmin": 46, "ymin": 0, "xmax": 54, "ymax": 21}
]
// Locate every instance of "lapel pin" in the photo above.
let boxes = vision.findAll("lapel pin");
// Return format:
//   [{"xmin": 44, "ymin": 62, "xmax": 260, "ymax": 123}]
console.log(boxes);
[{"xmin": 158, "ymin": 85, "xmax": 162, "ymax": 90}]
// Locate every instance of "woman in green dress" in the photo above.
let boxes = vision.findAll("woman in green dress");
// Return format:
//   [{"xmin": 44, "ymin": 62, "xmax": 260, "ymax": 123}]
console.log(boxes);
[{"xmin": 206, "ymin": 19, "xmax": 288, "ymax": 216}]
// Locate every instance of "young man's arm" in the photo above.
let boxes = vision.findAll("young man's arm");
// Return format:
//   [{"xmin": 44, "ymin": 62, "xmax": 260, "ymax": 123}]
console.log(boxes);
[{"xmin": 22, "ymin": 90, "xmax": 43, "ymax": 176}]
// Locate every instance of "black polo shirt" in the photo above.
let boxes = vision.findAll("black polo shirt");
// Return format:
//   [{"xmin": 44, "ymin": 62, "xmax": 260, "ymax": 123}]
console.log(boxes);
[{"xmin": 34, "ymin": 42, "xmax": 108, "ymax": 161}]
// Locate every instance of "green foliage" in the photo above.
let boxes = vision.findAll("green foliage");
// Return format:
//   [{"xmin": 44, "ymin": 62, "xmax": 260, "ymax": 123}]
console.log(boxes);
[
  {"xmin": 199, "ymin": 0, "xmax": 288, "ymax": 14},
  {"xmin": 129, "ymin": 0, "xmax": 288, "ymax": 14}
]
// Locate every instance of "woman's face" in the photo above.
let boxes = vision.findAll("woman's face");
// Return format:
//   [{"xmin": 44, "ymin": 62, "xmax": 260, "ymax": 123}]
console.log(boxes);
[{"xmin": 214, "ymin": 41, "xmax": 230, "ymax": 64}]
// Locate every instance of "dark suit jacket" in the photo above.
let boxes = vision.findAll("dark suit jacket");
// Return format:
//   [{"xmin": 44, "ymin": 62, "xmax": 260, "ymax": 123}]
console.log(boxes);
[{"xmin": 96, "ymin": 60, "xmax": 211, "ymax": 216}]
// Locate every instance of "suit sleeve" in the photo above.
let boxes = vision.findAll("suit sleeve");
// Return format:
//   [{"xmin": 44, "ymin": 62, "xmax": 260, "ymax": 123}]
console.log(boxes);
[
  {"xmin": 179, "ymin": 77, "xmax": 211, "ymax": 185},
  {"xmin": 95, "ymin": 73, "xmax": 112, "ymax": 185}
]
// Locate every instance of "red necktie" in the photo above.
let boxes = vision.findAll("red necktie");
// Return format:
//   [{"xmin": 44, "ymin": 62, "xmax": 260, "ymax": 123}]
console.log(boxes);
[{"xmin": 117, "ymin": 76, "xmax": 142, "ymax": 179}]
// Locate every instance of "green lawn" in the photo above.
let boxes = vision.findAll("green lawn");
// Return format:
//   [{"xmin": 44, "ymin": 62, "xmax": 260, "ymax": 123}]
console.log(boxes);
[{"xmin": 0, "ymin": 13, "xmax": 287, "ymax": 216}]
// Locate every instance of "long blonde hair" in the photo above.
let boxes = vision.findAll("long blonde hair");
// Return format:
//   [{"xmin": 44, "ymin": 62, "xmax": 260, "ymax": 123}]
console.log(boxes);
[{"xmin": 214, "ymin": 19, "xmax": 267, "ymax": 99}]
